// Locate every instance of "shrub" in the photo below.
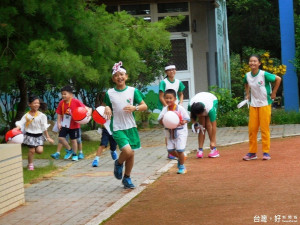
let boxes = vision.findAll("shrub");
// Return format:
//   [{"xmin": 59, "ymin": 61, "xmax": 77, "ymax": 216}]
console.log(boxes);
[
  {"xmin": 209, "ymin": 86, "xmax": 241, "ymax": 115},
  {"xmin": 217, "ymin": 108, "xmax": 248, "ymax": 127},
  {"xmin": 271, "ymin": 109, "xmax": 300, "ymax": 124},
  {"xmin": 230, "ymin": 53, "xmax": 245, "ymax": 99}
]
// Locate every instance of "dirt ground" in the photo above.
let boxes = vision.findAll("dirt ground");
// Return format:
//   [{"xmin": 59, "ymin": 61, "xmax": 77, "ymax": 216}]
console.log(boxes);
[{"xmin": 103, "ymin": 136, "xmax": 300, "ymax": 225}]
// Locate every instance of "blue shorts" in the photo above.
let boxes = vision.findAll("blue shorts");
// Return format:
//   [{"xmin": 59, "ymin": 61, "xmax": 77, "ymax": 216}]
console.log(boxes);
[
  {"xmin": 100, "ymin": 128, "xmax": 117, "ymax": 151},
  {"xmin": 59, "ymin": 127, "xmax": 80, "ymax": 140}
]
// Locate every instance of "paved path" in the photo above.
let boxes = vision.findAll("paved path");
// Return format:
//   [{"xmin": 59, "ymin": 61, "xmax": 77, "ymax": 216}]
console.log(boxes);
[{"xmin": 1, "ymin": 125, "xmax": 300, "ymax": 225}]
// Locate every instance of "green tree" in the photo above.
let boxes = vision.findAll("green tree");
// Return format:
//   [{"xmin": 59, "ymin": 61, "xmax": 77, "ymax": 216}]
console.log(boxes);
[
  {"xmin": 0, "ymin": 1, "xmax": 180, "ymax": 128},
  {"xmin": 227, "ymin": 0, "xmax": 281, "ymax": 58}
]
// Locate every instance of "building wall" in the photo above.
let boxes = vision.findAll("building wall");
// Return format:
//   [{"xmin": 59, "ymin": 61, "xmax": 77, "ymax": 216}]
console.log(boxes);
[
  {"xmin": 215, "ymin": 0, "xmax": 231, "ymax": 90},
  {"xmin": 190, "ymin": 1, "xmax": 210, "ymax": 93},
  {"xmin": 0, "ymin": 144, "xmax": 25, "ymax": 215}
]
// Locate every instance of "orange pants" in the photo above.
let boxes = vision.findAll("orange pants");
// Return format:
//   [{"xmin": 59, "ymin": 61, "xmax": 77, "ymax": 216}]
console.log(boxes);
[{"xmin": 248, "ymin": 105, "xmax": 271, "ymax": 153}]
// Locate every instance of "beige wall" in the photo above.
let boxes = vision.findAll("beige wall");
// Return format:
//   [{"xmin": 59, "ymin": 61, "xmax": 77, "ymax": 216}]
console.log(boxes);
[
  {"xmin": 0, "ymin": 144, "xmax": 25, "ymax": 215},
  {"xmin": 190, "ymin": 1, "xmax": 210, "ymax": 93}
]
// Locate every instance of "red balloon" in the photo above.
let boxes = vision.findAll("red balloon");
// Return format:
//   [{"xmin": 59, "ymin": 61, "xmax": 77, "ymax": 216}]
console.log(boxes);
[
  {"xmin": 5, "ymin": 128, "xmax": 24, "ymax": 144},
  {"xmin": 92, "ymin": 106, "xmax": 106, "ymax": 125},
  {"xmin": 72, "ymin": 107, "xmax": 88, "ymax": 121}
]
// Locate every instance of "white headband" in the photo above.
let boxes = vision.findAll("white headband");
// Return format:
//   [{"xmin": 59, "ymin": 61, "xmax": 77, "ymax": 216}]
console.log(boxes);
[
  {"xmin": 165, "ymin": 65, "xmax": 176, "ymax": 71},
  {"xmin": 112, "ymin": 61, "xmax": 127, "ymax": 75}
]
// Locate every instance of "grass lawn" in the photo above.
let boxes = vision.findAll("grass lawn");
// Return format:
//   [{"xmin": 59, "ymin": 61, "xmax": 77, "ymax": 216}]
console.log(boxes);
[
  {"xmin": 23, "ymin": 163, "xmax": 58, "ymax": 184},
  {"xmin": 22, "ymin": 141, "xmax": 100, "ymax": 159},
  {"xmin": 22, "ymin": 141, "xmax": 99, "ymax": 184}
]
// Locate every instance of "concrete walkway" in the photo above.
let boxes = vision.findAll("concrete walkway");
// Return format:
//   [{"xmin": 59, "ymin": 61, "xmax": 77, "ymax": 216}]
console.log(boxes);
[{"xmin": 1, "ymin": 125, "xmax": 300, "ymax": 225}]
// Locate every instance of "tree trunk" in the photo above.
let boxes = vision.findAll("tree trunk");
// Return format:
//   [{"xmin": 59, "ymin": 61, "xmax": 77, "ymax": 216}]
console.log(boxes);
[{"xmin": 12, "ymin": 77, "xmax": 28, "ymax": 128}]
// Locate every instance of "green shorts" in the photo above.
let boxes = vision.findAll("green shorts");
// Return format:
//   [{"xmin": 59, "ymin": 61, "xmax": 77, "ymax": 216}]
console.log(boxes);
[
  {"xmin": 112, "ymin": 127, "xmax": 141, "ymax": 151},
  {"xmin": 208, "ymin": 100, "xmax": 218, "ymax": 122}
]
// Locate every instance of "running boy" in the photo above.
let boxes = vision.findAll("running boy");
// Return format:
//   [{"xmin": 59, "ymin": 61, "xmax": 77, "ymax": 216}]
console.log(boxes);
[
  {"xmin": 52, "ymin": 85, "xmax": 92, "ymax": 161},
  {"xmin": 158, "ymin": 89, "xmax": 190, "ymax": 174},
  {"xmin": 104, "ymin": 61, "xmax": 147, "ymax": 189}
]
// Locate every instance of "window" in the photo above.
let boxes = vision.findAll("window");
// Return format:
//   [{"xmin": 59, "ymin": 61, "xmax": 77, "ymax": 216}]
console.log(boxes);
[
  {"xmin": 157, "ymin": 2, "xmax": 188, "ymax": 13},
  {"xmin": 170, "ymin": 39, "xmax": 188, "ymax": 71},
  {"xmin": 143, "ymin": 17, "xmax": 151, "ymax": 22},
  {"xmin": 120, "ymin": 4, "xmax": 150, "ymax": 15},
  {"xmin": 105, "ymin": 5, "xmax": 118, "ymax": 14},
  {"xmin": 182, "ymin": 81, "xmax": 190, "ymax": 100}
]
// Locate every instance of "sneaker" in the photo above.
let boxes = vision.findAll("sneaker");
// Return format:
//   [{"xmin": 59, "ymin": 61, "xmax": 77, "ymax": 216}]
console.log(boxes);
[
  {"xmin": 168, "ymin": 153, "xmax": 176, "ymax": 160},
  {"xmin": 64, "ymin": 149, "xmax": 74, "ymax": 160},
  {"xmin": 92, "ymin": 159, "xmax": 99, "ymax": 167},
  {"xmin": 177, "ymin": 165, "xmax": 187, "ymax": 174},
  {"xmin": 196, "ymin": 150, "xmax": 203, "ymax": 158},
  {"xmin": 111, "ymin": 150, "xmax": 118, "ymax": 160},
  {"xmin": 208, "ymin": 148, "xmax": 220, "ymax": 158},
  {"xmin": 78, "ymin": 152, "xmax": 84, "ymax": 159},
  {"xmin": 114, "ymin": 160, "xmax": 123, "ymax": 180},
  {"xmin": 243, "ymin": 153, "xmax": 257, "ymax": 161},
  {"xmin": 28, "ymin": 163, "xmax": 34, "ymax": 171},
  {"xmin": 51, "ymin": 152, "xmax": 60, "ymax": 160},
  {"xmin": 72, "ymin": 154, "xmax": 78, "ymax": 161},
  {"xmin": 262, "ymin": 153, "xmax": 271, "ymax": 160},
  {"xmin": 122, "ymin": 177, "xmax": 136, "ymax": 189}
]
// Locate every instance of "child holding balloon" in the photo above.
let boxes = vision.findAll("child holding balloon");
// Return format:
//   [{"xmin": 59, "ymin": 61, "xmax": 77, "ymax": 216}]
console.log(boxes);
[
  {"xmin": 158, "ymin": 89, "xmax": 190, "ymax": 174},
  {"xmin": 50, "ymin": 85, "xmax": 92, "ymax": 161},
  {"xmin": 158, "ymin": 63, "xmax": 185, "ymax": 160},
  {"xmin": 103, "ymin": 61, "xmax": 147, "ymax": 189},
  {"xmin": 15, "ymin": 96, "xmax": 54, "ymax": 170}
]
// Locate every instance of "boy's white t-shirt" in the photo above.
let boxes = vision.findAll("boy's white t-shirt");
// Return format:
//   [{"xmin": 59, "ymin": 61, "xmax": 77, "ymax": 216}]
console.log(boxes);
[
  {"xmin": 104, "ymin": 86, "xmax": 143, "ymax": 132},
  {"xmin": 244, "ymin": 70, "xmax": 276, "ymax": 107}
]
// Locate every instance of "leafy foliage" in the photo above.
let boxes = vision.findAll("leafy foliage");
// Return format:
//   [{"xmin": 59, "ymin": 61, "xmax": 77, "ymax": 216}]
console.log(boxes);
[
  {"xmin": 227, "ymin": 0, "xmax": 281, "ymax": 58},
  {"xmin": 217, "ymin": 108, "xmax": 249, "ymax": 127},
  {"xmin": 230, "ymin": 53, "xmax": 244, "ymax": 98},
  {"xmin": 294, "ymin": 0, "xmax": 300, "ymax": 78},
  {"xmin": 271, "ymin": 109, "xmax": 300, "ymax": 124},
  {"xmin": 240, "ymin": 48, "xmax": 286, "ymax": 77},
  {"xmin": 209, "ymin": 86, "xmax": 241, "ymax": 115},
  {"xmin": 230, "ymin": 47, "xmax": 286, "ymax": 100},
  {"xmin": 0, "ymin": 1, "xmax": 180, "ymax": 129}
]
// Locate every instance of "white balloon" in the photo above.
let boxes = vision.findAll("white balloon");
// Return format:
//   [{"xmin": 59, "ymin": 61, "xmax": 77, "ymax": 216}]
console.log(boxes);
[
  {"xmin": 162, "ymin": 111, "xmax": 180, "ymax": 129},
  {"xmin": 75, "ymin": 115, "xmax": 91, "ymax": 124},
  {"xmin": 8, "ymin": 134, "xmax": 24, "ymax": 144},
  {"xmin": 96, "ymin": 106, "xmax": 106, "ymax": 117}
]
